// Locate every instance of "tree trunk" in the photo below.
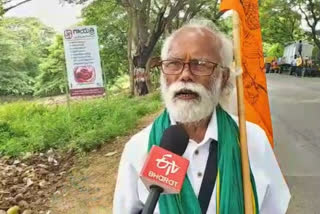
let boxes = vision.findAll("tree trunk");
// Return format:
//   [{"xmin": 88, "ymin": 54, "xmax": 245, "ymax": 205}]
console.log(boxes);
[
  {"xmin": 126, "ymin": 6, "xmax": 139, "ymax": 96},
  {"xmin": 134, "ymin": 67, "xmax": 149, "ymax": 96},
  {"xmin": 311, "ymin": 27, "xmax": 320, "ymax": 52},
  {"xmin": 298, "ymin": 2, "xmax": 320, "ymax": 55},
  {"xmin": 145, "ymin": 57, "xmax": 153, "ymax": 92},
  {"xmin": 121, "ymin": 0, "xmax": 187, "ymax": 96},
  {"xmin": 127, "ymin": 9, "xmax": 135, "ymax": 96},
  {"xmin": 133, "ymin": 51, "xmax": 151, "ymax": 95},
  {"xmin": 146, "ymin": 73, "xmax": 152, "ymax": 93}
]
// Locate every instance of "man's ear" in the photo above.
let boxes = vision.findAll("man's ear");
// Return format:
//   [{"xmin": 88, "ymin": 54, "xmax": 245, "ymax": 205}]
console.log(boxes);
[{"xmin": 221, "ymin": 67, "xmax": 230, "ymax": 88}]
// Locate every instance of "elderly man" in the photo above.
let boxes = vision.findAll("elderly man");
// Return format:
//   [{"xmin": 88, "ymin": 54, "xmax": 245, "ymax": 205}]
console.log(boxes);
[{"xmin": 113, "ymin": 22, "xmax": 290, "ymax": 214}]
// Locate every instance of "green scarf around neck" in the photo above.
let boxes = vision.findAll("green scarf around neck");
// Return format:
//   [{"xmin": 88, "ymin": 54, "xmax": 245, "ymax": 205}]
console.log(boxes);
[{"xmin": 147, "ymin": 105, "xmax": 259, "ymax": 214}]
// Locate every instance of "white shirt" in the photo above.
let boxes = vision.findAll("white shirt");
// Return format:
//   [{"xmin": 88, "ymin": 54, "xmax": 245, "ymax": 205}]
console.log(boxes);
[{"xmin": 113, "ymin": 110, "xmax": 291, "ymax": 214}]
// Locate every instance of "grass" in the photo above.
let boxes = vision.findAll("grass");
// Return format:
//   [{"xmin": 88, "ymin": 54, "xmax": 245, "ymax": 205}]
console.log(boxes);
[{"xmin": 0, "ymin": 92, "xmax": 163, "ymax": 157}]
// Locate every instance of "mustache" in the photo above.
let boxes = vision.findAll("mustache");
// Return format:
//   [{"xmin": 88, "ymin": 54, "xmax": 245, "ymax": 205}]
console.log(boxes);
[
  {"xmin": 168, "ymin": 82, "xmax": 209, "ymax": 100},
  {"xmin": 174, "ymin": 89, "xmax": 200, "ymax": 98}
]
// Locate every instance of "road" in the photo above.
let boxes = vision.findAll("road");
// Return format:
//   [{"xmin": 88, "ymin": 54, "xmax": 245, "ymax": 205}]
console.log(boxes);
[{"xmin": 267, "ymin": 74, "xmax": 320, "ymax": 214}]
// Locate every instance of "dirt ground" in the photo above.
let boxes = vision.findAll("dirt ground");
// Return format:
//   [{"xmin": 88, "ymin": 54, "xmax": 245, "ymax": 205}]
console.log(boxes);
[
  {"xmin": 0, "ymin": 150, "xmax": 75, "ymax": 213},
  {"xmin": 49, "ymin": 110, "xmax": 161, "ymax": 214}
]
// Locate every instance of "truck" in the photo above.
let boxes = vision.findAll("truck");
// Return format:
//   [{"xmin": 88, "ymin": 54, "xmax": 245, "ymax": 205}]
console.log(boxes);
[
  {"xmin": 282, "ymin": 42, "xmax": 314, "ymax": 65},
  {"xmin": 280, "ymin": 42, "xmax": 319, "ymax": 77}
]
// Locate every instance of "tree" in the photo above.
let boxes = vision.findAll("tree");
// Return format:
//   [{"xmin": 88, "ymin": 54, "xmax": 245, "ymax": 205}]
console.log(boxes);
[
  {"xmin": 0, "ymin": 17, "xmax": 55, "ymax": 95},
  {"xmin": 294, "ymin": 0, "xmax": 320, "ymax": 52},
  {"xmin": 0, "ymin": 25, "xmax": 33, "ymax": 95},
  {"xmin": 193, "ymin": 0, "xmax": 227, "ymax": 31},
  {"xmin": 81, "ymin": 0, "xmax": 128, "ymax": 87},
  {"xmin": 260, "ymin": 0, "xmax": 305, "ymax": 45},
  {"xmin": 259, "ymin": 0, "xmax": 308, "ymax": 58},
  {"xmin": 0, "ymin": 0, "xmax": 32, "ymax": 16},
  {"xmin": 63, "ymin": 0, "xmax": 223, "ymax": 95},
  {"xmin": 125, "ymin": 0, "xmax": 227, "ymax": 95},
  {"xmin": 1, "ymin": 17, "xmax": 55, "ymax": 76},
  {"xmin": 34, "ymin": 35, "xmax": 66, "ymax": 96},
  {"xmin": 263, "ymin": 43, "xmax": 284, "ymax": 57},
  {"xmin": 119, "ymin": 0, "xmax": 191, "ymax": 95}
]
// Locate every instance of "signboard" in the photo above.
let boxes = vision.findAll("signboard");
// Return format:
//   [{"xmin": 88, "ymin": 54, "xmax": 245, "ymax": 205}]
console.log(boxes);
[{"xmin": 63, "ymin": 26, "xmax": 104, "ymax": 96}]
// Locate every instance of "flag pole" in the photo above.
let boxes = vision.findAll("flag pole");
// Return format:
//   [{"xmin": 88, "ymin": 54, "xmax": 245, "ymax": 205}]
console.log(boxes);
[{"xmin": 232, "ymin": 11, "xmax": 254, "ymax": 214}]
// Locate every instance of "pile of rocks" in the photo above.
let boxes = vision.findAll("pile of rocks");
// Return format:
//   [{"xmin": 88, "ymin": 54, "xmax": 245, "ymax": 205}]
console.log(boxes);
[{"xmin": 0, "ymin": 149, "xmax": 74, "ymax": 213}]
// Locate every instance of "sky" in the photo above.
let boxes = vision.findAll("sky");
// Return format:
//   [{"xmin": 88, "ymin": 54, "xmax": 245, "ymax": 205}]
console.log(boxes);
[
  {"xmin": 4, "ymin": 0, "xmax": 318, "ymax": 33},
  {"xmin": 5, "ymin": 0, "xmax": 89, "ymax": 33}
]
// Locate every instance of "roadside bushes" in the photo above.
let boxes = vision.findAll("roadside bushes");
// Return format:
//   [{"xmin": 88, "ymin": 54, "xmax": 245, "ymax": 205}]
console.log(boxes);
[{"xmin": 0, "ymin": 92, "xmax": 162, "ymax": 157}]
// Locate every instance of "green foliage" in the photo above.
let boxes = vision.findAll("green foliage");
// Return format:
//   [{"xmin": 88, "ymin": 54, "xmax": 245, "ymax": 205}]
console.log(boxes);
[
  {"xmin": 0, "ymin": 1, "xmax": 4, "ymax": 17},
  {"xmin": 194, "ymin": 1, "xmax": 231, "ymax": 35},
  {"xmin": 0, "ymin": 0, "xmax": 33, "ymax": 16},
  {"xmin": 312, "ymin": 46, "xmax": 320, "ymax": 63},
  {"xmin": 34, "ymin": 0, "xmax": 129, "ymax": 96},
  {"xmin": 108, "ymin": 74, "xmax": 130, "ymax": 92},
  {"xmin": 0, "ymin": 69, "xmax": 34, "ymax": 95},
  {"xmin": 217, "ymin": 16, "xmax": 233, "ymax": 36},
  {"xmin": 263, "ymin": 43, "xmax": 284, "ymax": 57},
  {"xmin": 0, "ymin": 19, "xmax": 32, "ymax": 95},
  {"xmin": 291, "ymin": 0, "xmax": 320, "ymax": 50},
  {"xmin": 34, "ymin": 35, "xmax": 66, "ymax": 96},
  {"xmin": 0, "ymin": 92, "xmax": 162, "ymax": 157},
  {"xmin": 81, "ymin": 0, "xmax": 128, "ymax": 86},
  {"xmin": 0, "ymin": 17, "xmax": 55, "ymax": 95},
  {"xmin": 260, "ymin": 0, "xmax": 306, "ymax": 45}
]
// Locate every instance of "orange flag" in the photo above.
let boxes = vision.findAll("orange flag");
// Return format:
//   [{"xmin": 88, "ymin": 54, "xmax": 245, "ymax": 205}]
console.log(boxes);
[{"xmin": 220, "ymin": 0, "xmax": 274, "ymax": 147}]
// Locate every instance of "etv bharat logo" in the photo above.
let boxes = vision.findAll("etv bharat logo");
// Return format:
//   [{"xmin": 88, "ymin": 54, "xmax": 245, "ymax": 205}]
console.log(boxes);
[{"xmin": 156, "ymin": 154, "xmax": 180, "ymax": 176}]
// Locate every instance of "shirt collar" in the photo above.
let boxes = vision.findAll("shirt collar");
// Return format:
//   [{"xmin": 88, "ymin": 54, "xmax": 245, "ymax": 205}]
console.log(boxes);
[{"xmin": 169, "ymin": 110, "xmax": 218, "ymax": 143}]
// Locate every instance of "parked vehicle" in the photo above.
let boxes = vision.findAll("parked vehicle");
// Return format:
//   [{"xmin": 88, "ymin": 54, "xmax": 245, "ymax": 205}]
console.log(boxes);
[
  {"xmin": 264, "ymin": 42, "xmax": 320, "ymax": 77},
  {"xmin": 282, "ymin": 42, "xmax": 314, "ymax": 65},
  {"xmin": 264, "ymin": 56, "xmax": 276, "ymax": 73}
]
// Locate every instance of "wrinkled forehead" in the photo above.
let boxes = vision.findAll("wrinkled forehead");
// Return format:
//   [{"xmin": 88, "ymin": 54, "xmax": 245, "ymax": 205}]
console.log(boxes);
[{"xmin": 167, "ymin": 27, "xmax": 222, "ymax": 62}]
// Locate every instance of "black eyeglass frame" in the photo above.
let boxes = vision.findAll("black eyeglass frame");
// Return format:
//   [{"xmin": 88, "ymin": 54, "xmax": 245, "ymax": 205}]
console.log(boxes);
[{"xmin": 159, "ymin": 59, "xmax": 224, "ymax": 76}]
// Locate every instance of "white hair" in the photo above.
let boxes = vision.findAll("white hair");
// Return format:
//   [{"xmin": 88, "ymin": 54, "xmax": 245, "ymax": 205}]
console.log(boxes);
[{"xmin": 161, "ymin": 19, "xmax": 233, "ymax": 68}]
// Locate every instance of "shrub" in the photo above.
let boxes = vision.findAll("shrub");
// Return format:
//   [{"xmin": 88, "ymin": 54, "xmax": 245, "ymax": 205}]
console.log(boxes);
[{"xmin": 0, "ymin": 92, "xmax": 162, "ymax": 157}]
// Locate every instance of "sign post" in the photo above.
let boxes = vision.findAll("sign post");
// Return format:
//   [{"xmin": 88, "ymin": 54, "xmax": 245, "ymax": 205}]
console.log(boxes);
[{"xmin": 63, "ymin": 26, "xmax": 105, "ymax": 97}]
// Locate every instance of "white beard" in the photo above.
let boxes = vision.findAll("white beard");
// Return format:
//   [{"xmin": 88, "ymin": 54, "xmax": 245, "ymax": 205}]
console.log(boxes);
[{"xmin": 160, "ymin": 74, "xmax": 222, "ymax": 124}]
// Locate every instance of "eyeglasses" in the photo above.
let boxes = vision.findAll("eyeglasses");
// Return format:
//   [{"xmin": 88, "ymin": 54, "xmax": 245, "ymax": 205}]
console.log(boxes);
[{"xmin": 160, "ymin": 59, "xmax": 220, "ymax": 76}]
